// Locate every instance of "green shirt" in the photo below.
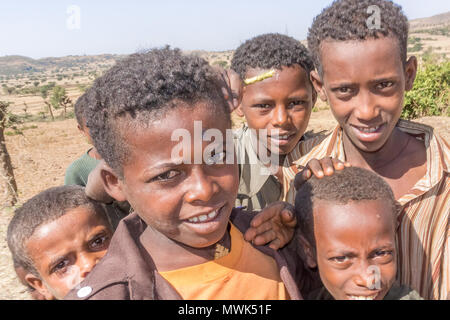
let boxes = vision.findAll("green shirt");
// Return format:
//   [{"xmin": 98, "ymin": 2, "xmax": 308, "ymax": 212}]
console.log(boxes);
[
  {"xmin": 233, "ymin": 125, "xmax": 282, "ymax": 211},
  {"xmin": 64, "ymin": 149, "xmax": 101, "ymax": 187}
]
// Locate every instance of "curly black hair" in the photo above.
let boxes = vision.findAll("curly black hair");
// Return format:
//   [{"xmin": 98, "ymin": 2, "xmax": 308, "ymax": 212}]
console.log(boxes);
[
  {"xmin": 307, "ymin": 0, "xmax": 409, "ymax": 75},
  {"xmin": 85, "ymin": 47, "xmax": 229, "ymax": 176},
  {"xmin": 74, "ymin": 87, "xmax": 94, "ymax": 129},
  {"xmin": 7, "ymin": 185, "xmax": 109, "ymax": 277},
  {"xmin": 295, "ymin": 166, "xmax": 397, "ymax": 248},
  {"xmin": 231, "ymin": 33, "xmax": 315, "ymax": 79}
]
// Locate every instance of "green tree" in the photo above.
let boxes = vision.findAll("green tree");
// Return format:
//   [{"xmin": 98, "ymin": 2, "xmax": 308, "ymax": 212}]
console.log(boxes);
[
  {"xmin": 40, "ymin": 85, "xmax": 55, "ymax": 121},
  {"xmin": 0, "ymin": 101, "xmax": 18, "ymax": 207},
  {"xmin": 402, "ymin": 61, "xmax": 450, "ymax": 119},
  {"xmin": 50, "ymin": 86, "xmax": 72, "ymax": 117}
]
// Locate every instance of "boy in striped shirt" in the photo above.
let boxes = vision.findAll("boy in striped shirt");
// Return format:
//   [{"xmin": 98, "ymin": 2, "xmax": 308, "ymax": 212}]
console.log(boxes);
[{"xmin": 284, "ymin": 0, "xmax": 449, "ymax": 299}]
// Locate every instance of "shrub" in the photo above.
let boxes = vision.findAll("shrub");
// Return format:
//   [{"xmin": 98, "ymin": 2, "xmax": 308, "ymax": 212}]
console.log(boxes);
[{"xmin": 402, "ymin": 61, "xmax": 450, "ymax": 119}]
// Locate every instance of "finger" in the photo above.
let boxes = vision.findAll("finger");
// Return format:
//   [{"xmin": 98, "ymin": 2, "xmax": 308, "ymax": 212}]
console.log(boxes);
[
  {"xmin": 294, "ymin": 169, "xmax": 311, "ymax": 190},
  {"xmin": 268, "ymin": 238, "xmax": 282, "ymax": 251},
  {"xmin": 249, "ymin": 202, "xmax": 284, "ymax": 227},
  {"xmin": 306, "ymin": 159, "xmax": 325, "ymax": 178},
  {"xmin": 252, "ymin": 229, "xmax": 277, "ymax": 246},
  {"xmin": 244, "ymin": 222, "xmax": 273, "ymax": 242},
  {"xmin": 281, "ymin": 209, "xmax": 297, "ymax": 228},
  {"xmin": 332, "ymin": 158, "xmax": 345, "ymax": 171},
  {"xmin": 319, "ymin": 157, "xmax": 335, "ymax": 176}
]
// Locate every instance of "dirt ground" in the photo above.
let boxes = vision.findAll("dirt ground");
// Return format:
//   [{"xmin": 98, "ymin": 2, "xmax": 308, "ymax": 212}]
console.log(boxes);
[{"xmin": 0, "ymin": 110, "xmax": 448, "ymax": 300}]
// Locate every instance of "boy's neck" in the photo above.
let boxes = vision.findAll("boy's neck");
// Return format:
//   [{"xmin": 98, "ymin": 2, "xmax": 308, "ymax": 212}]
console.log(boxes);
[
  {"xmin": 342, "ymin": 127, "xmax": 427, "ymax": 199},
  {"xmin": 342, "ymin": 127, "xmax": 408, "ymax": 171},
  {"xmin": 139, "ymin": 224, "xmax": 231, "ymax": 272},
  {"xmin": 87, "ymin": 147, "xmax": 102, "ymax": 160}
]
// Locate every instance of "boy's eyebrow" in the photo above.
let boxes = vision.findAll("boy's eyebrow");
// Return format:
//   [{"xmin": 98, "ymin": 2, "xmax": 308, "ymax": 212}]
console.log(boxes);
[{"xmin": 369, "ymin": 76, "xmax": 399, "ymax": 84}]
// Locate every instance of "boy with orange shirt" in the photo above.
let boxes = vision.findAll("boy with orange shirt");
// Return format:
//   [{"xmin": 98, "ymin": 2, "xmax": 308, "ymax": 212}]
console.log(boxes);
[{"xmin": 64, "ymin": 48, "xmax": 304, "ymax": 300}]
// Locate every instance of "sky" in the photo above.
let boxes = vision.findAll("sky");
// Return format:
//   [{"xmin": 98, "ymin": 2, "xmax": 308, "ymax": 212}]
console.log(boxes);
[{"xmin": 0, "ymin": 0, "xmax": 449, "ymax": 59}]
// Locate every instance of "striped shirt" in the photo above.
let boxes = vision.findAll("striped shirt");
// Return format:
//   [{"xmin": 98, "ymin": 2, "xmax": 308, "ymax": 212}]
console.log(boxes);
[{"xmin": 282, "ymin": 120, "xmax": 450, "ymax": 300}]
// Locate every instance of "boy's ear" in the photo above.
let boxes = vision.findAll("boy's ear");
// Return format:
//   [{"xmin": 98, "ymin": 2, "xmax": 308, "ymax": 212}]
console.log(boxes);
[
  {"xmin": 298, "ymin": 235, "xmax": 317, "ymax": 269},
  {"xmin": 100, "ymin": 163, "xmax": 127, "ymax": 202},
  {"xmin": 404, "ymin": 56, "xmax": 418, "ymax": 91},
  {"xmin": 310, "ymin": 70, "xmax": 327, "ymax": 102},
  {"xmin": 235, "ymin": 103, "xmax": 245, "ymax": 117},
  {"xmin": 25, "ymin": 274, "xmax": 54, "ymax": 300}
]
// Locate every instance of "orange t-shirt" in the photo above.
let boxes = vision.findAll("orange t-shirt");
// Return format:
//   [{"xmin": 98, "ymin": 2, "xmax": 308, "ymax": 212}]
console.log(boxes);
[{"xmin": 159, "ymin": 223, "xmax": 288, "ymax": 300}]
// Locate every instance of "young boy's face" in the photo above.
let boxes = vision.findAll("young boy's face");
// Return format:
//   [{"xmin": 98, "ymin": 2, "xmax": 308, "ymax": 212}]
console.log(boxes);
[
  {"xmin": 237, "ymin": 65, "xmax": 315, "ymax": 155},
  {"xmin": 109, "ymin": 102, "xmax": 239, "ymax": 249},
  {"xmin": 25, "ymin": 206, "xmax": 112, "ymax": 300},
  {"xmin": 311, "ymin": 37, "xmax": 416, "ymax": 153},
  {"xmin": 307, "ymin": 199, "xmax": 397, "ymax": 300}
]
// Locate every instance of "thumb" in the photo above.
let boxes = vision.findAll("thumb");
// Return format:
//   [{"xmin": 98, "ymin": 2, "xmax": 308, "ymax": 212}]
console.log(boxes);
[{"xmin": 281, "ymin": 209, "xmax": 297, "ymax": 227}]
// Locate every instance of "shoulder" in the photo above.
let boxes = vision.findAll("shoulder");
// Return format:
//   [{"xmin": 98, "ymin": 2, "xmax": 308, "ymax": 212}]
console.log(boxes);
[{"xmin": 384, "ymin": 284, "xmax": 423, "ymax": 300}]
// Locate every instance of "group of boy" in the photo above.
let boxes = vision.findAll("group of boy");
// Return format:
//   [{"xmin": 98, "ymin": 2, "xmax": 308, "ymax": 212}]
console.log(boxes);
[{"xmin": 7, "ymin": 0, "xmax": 448, "ymax": 300}]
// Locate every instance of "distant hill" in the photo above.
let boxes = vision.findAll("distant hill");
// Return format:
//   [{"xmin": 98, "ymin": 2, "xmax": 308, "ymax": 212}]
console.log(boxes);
[
  {"xmin": 0, "ymin": 54, "xmax": 123, "ymax": 76},
  {"xmin": 410, "ymin": 11, "xmax": 450, "ymax": 31},
  {"xmin": 1, "ymin": 11, "xmax": 448, "ymax": 77}
]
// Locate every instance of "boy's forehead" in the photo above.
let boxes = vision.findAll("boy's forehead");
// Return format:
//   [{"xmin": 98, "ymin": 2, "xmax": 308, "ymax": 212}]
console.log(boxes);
[
  {"xmin": 314, "ymin": 199, "xmax": 395, "ymax": 231},
  {"xmin": 319, "ymin": 37, "xmax": 403, "ymax": 75}
]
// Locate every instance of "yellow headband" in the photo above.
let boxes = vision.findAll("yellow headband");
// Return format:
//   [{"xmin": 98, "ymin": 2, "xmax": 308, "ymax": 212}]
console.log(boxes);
[{"xmin": 243, "ymin": 69, "xmax": 276, "ymax": 85}]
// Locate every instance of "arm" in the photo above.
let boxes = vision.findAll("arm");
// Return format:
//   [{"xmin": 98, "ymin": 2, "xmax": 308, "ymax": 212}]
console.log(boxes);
[
  {"xmin": 244, "ymin": 158, "xmax": 350, "ymax": 250},
  {"xmin": 85, "ymin": 160, "xmax": 114, "ymax": 203}
]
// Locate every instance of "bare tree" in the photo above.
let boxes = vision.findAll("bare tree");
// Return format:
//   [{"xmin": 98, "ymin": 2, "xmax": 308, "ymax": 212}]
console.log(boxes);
[{"xmin": 0, "ymin": 101, "xmax": 18, "ymax": 208}]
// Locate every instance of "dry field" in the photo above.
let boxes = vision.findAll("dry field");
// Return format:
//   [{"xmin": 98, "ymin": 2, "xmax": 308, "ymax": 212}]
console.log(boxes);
[{"xmin": 0, "ymin": 108, "xmax": 448, "ymax": 300}]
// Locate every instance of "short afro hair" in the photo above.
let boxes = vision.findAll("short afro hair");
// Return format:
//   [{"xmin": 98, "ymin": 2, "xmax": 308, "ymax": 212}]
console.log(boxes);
[
  {"xmin": 231, "ymin": 33, "xmax": 315, "ymax": 79},
  {"xmin": 295, "ymin": 167, "xmax": 397, "ymax": 247},
  {"xmin": 307, "ymin": 0, "xmax": 409, "ymax": 75},
  {"xmin": 85, "ymin": 47, "xmax": 230, "ymax": 176},
  {"xmin": 7, "ymin": 185, "xmax": 109, "ymax": 277}
]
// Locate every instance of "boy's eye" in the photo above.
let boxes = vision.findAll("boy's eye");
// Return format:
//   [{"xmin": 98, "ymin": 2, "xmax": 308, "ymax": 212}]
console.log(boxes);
[
  {"xmin": 90, "ymin": 234, "xmax": 109, "ymax": 250},
  {"xmin": 373, "ymin": 250, "xmax": 393, "ymax": 262},
  {"xmin": 330, "ymin": 256, "xmax": 348, "ymax": 263},
  {"xmin": 52, "ymin": 259, "xmax": 69, "ymax": 274},
  {"xmin": 338, "ymin": 87, "xmax": 351, "ymax": 94},
  {"xmin": 253, "ymin": 103, "xmax": 272, "ymax": 109},
  {"xmin": 288, "ymin": 101, "xmax": 306, "ymax": 109},
  {"xmin": 376, "ymin": 81, "xmax": 394, "ymax": 90},
  {"xmin": 152, "ymin": 170, "xmax": 180, "ymax": 182},
  {"xmin": 205, "ymin": 151, "xmax": 226, "ymax": 165}
]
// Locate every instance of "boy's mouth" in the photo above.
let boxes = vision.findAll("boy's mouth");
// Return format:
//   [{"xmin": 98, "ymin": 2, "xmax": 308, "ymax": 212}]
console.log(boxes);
[
  {"xmin": 184, "ymin": 203, "xmax": 226, "ymax": 224},
  {"xmin": 350, "ymin": 123, "xmax": 385, "ymax": 143},
  {"xmin": 268, "ymin": 132, "xmax": 297, "ymax": 146},
  {"xmin": 346, "ymin": 292, "xmax": 380, "ymax": 300}
]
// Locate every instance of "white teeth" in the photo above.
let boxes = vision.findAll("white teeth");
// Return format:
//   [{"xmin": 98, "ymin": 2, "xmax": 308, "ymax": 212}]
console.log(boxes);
[
  {"xmin": 271, "ymin": 135, "xmax": 290, "ymax": 140},
  {"xmin": 189, "ymin": 216, "xmax": 199, "ymax": 223},
  {"xmin": 188, "ymin": 210, "xmax": 218, "ymax": 223},
  {"xmin": 208, "ymin": 211, "xmax": 217, "ymax": 218},
  {"xmin": 356, "ymin": 126, "xmax": 380, "ymax": 133},
  {"xmin": 348, "ymin": 295, "xmax": 376, "ymax": 300}
]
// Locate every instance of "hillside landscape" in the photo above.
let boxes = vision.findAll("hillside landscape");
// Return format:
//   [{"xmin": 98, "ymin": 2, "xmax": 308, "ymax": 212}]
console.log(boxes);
[{"xmin": 0, "ymin": 11, "xmax": 449, "ymax": 300}]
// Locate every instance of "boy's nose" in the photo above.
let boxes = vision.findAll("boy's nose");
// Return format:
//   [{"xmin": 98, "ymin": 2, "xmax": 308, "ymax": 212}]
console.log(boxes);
[
  {"xmin": 271, "ymin": 105, "xmax": 289, "ymax": 127},
  {"xmin": 78, "ymin": 253, "xmax": 98, "ymax": 279},
  {"xmin": 353, "ymin": 262, "xmax": 380, "ymax": 289},
  {"xmin": 354, "ymin": 92, "xmax": 379, "ymax": 121},
  {"xmin": 184, "ymin": 168, "xmax": 217, "ymax": 203}
]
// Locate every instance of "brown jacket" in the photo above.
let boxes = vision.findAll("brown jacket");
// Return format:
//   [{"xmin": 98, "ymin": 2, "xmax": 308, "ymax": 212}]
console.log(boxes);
[{"xmin": 64, "ymin": 209, "xmax": 304, "ymax": 300}]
